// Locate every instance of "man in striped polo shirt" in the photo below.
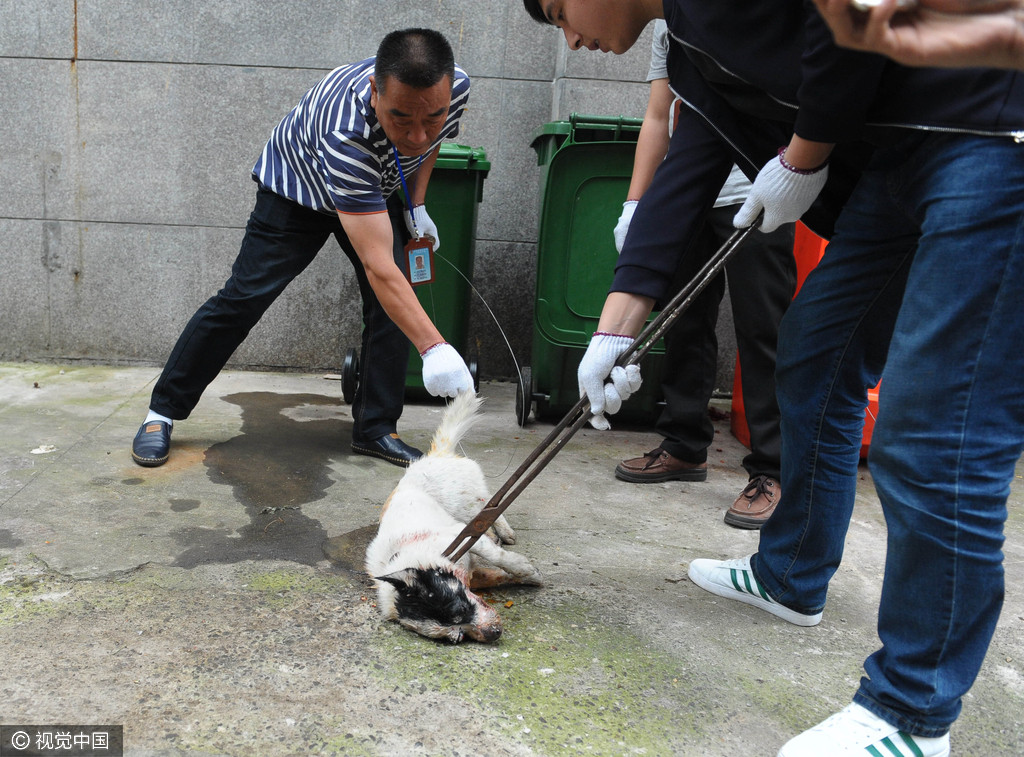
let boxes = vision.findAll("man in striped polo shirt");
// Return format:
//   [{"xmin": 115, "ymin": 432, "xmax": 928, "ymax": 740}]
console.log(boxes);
[{"xmin": 131, "ymin": 28, "xmax": 474, "ymax": 469}]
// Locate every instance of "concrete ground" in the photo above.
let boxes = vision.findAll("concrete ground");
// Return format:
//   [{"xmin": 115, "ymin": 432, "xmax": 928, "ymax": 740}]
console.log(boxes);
[{"xmin": 1, "ymin": 362, "xmax": 1022, "ymax": 756}]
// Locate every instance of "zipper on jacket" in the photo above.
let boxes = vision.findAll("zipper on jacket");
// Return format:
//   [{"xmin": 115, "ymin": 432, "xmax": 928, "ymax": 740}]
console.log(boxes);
[
  {"xmin": 667, "ymin": 31, "xmax": 799, "ymax": 114},
  {"xmin": 669, "ymin": 30, "xmax": 1024, "ymax": 141},
  {"xmin": 870, "ymin": 122, "xmax": 1024, "ymax": 140},
  {"xmin": 670, "ymin": 86, "xmax": 760, "ymax": 177}
]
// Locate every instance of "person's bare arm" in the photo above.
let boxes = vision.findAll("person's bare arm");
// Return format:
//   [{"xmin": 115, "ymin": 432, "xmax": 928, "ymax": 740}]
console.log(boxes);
[
  {"xmin": 813, "ymin": 0, "xmax": 1024, "ymax": 70},
  {"xmin": 596, "ymin": 292, "xmax": 657, "ymax": 337},
  {"xmin": 410, "ymin": 144, "xmax": 441, "ymax": 206},
  {"xmin": 337, "ymin": 209, "xmax": 443, "ymax": 352},
  {"xmin": 626, "ymin": 78, "xmax": 675, "ymax": 201},
  {"xmin": 782, "ymin": 134, "xmax": 835, "ymax": 169}
]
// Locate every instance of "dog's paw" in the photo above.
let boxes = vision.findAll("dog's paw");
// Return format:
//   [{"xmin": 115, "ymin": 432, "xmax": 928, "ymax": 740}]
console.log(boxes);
[
  {"xmin": 516, "ymin": 567, "xmax": 543, "ymax": 587},
  {"xmin": 503, "ymin": 554, "xmax": 543, "ymax": 586},
  {"xmin": 492, "ymin": 515, "xmax": 517, "ymax": 545}
]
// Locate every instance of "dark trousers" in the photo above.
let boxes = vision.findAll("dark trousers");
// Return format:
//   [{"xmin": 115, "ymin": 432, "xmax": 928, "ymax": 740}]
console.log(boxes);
[
  {"xmin": 657, "ymin": 204, "xmax": 796, "ymax": 480},
  {"xmin": 150, "ymin": 186, "xmax": 410, "ymax": 442}
]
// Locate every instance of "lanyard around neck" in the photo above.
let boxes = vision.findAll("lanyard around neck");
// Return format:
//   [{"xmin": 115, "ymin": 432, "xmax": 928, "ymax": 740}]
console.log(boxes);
[{"xmin": 393, "ymin": 146, "xmax": 424, "ymax": 236}]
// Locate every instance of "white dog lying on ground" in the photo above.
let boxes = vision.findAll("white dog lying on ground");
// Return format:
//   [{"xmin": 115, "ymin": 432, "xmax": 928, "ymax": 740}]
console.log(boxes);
[{"xmin": 365, "ymin": 391, "xmax": 543, "ymax": 643}]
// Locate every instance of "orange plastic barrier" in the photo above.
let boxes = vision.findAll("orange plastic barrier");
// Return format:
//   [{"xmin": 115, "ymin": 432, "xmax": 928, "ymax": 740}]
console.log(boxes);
[{"xmin": 730, "ymin": 223, "xmax": 880, "ymax": 458}]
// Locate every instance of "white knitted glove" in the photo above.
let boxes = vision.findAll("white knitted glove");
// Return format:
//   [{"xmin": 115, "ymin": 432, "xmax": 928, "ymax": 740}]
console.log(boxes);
[
  {"xmin": 577, "ymin": 333, "xmax": 643, "ymax": 430},
  {"xmin": 403, "ymin": 204, "xmax": 441, "ymax": 251},
  {"xmin": 733, "ymin": 149, "xmax": 828, "ymax": 233},
  {"xmin": 613, "ymin": 200, "xmax": 638, "ymax": 253},
  {"xmin": 421, "ymin": 342, "xmax": 472, "ymax": 397}
]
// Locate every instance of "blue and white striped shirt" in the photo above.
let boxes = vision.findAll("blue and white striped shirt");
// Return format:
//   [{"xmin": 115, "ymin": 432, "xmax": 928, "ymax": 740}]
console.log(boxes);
[{"xmin": 253, "ymin": 58, "xmax": 470, "ymax": 215}]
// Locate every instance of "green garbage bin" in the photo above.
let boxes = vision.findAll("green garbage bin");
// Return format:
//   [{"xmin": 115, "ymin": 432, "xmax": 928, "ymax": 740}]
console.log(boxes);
[
  {"xmin": 516, "ymin": 113, "xmax": 667, "ymax": 425},
  {"xmin": 341, "ymin": 143, "xmax": 490, "ymax": 404}
]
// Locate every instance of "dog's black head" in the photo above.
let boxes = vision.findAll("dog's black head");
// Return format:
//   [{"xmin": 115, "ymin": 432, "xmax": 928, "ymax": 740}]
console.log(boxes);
[{"xmin": 376, "ymin": 566, "xmax": 502, "ymax": 643}]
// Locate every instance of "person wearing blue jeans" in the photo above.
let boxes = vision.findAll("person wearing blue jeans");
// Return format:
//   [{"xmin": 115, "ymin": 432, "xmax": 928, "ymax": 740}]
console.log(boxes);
[
  {"xmin": 690, "ymin": 129, "xmax": 1024, "ymax": 745},
  {"xmin": 522, "ymin": 0, "xmax": 1024, "ymax": 754}
]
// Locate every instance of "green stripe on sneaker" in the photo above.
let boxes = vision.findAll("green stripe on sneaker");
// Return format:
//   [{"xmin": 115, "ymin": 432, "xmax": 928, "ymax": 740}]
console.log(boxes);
[
  {"xmin": 728, "ymin": 568, "xmax": 772, "ymax": 602},
  {"xmin": 868, "ymin": 733, "xmax": 922, "ymax": 757},
  {"xmin": 897, "ymin": 732, "xmax": 925, "ymax": 757},
  {"xmin": 742, "ymin": 571, "xmax": 756, "ymax": 596},
  {"xmin": 753, "ymin": 576, "xmax": 771, "ymax": 601},
  {"xmin": 732, "ymin": 567, "xmax": 772, "ymax": 602}
]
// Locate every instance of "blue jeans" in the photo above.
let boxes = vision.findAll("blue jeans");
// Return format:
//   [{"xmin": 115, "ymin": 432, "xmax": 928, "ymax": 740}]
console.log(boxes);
[
  {"xmin": 752, "ymin": 132, "xmax": 1024, "ymax": 736},
  {"xmin": 151, "ymin": 187, "xmax": 411, "ymax": 442}
]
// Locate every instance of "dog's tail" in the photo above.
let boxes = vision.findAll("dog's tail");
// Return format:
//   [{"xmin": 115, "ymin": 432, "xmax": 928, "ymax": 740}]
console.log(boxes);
[{"xmin": 429, "ymin": 391, "xmax": 483, "ymax": 457}]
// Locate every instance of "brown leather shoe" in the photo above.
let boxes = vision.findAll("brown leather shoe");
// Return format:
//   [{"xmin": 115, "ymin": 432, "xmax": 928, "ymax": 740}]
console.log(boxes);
[
  {"xmin": 614, "ymin": 447, "xmax": 707, "ymax": 483},
  {"xmin": 724, "ymin": 475, "xmax": 780, "ymax": 529}
]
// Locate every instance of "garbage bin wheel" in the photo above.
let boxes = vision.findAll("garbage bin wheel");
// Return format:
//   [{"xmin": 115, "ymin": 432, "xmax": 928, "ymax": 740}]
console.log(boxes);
[
  {"xmin": 342, "ymin": 348, "xmax": 359, "ymax": 405},
  {"xmin": 534, "ymin": 391, "xmax": 551, "ymax": 420},
  {"xmin": 468, "ymin": 355, "xmax": 480, "ymax": 393},
  {"xmin": 515, "ymin": 366, "xmax": 533, "ymax": 427}
]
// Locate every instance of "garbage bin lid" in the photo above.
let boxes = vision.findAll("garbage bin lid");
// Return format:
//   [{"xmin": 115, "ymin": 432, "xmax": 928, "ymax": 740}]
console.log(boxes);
[
  {"xmin": 529, "ymin": 113, "xmax": 643, "ymax": 151},
  {"xmin": 436, "ymin": 143, "xmax": 491, "ymax": 173},
  {"xmin": 529, "ymin": 121, "xmax": 572, "ymax": 148}
]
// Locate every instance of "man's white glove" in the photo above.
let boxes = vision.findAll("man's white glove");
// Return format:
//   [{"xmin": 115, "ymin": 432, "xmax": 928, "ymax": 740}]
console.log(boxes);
[
  {"xmin": 577, "ymin": 332, "xmax": 643, "ymax": 430},
  {"xmin": 613, "ymin": 200, "xmax": 639, "ymax": 253},
  {"xmin": 403, "ymin": 204, "xmax": 441, "ymax": 251},
  {"xmin": 733, "ymin": 149, "xmax": 828, "ymax": 233},
  {"xmin": 421, "ymin": 342, "xmax": 472, "ymax": 397}
]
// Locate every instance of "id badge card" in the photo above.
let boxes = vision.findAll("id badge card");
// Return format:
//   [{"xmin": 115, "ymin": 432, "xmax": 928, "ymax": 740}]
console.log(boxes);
[{"xmin": 404, "ymin": 237, "xmax": 435, "ymax": 286}]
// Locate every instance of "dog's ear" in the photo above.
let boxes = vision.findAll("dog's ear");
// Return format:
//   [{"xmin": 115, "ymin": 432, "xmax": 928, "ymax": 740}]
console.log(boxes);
[{"xmin": 375, "ymin": 569, "xmax": 417, "ymax": 592}]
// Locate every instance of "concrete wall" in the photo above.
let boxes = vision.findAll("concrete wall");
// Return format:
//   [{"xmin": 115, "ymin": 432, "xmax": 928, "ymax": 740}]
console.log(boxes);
[{"xmin": 0, "ymin": 1, "xmax": 737, "ymax": 392}]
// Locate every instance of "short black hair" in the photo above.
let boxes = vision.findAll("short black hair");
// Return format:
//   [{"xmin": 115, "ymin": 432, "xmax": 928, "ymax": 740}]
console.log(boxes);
[
  {"xmin": 522, "ymin": 0, "xmax": 550, "ymax": 25},
  {"xmin": 375, "ymin": 28, "xmax": 455, "ymax": 93}
]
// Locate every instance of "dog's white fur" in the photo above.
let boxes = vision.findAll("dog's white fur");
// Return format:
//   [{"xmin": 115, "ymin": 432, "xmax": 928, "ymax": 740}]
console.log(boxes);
[{"xmin": 365, "ymin": 392, "xmax": 542, "ymax": 642}]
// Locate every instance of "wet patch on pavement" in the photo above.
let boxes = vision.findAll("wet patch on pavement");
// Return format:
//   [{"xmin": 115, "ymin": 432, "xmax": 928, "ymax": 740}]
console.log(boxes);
[
  {"xmin": 321, "ymin": 525, "xmax": 377, "ymax": 577},
  {"xmin": 0, "ymin": 529, "xmax": 25, "ymax": 549},
  {"xmin": 171, "ymin": 392, "xmax": 347, "ymax": 569}
]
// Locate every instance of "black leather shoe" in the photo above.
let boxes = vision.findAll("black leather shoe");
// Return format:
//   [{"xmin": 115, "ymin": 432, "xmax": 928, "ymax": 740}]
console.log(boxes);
[
  {"xmin": 132, "ymin": 420, "xmax": 172, "ymax": 467},
  {"xmin": 351, "ymin": 433, "xmax": 423, "ymax": 467}
]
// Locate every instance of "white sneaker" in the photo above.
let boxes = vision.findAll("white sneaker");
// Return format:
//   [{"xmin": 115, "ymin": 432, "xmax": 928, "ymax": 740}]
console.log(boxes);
[
  {"xmin": 778, "ymin": 703, "xmax": 951, "ymax": 756},
  {"xmin": 687, "ymin": 555, "xmax": 822, "ymax": 627}
]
